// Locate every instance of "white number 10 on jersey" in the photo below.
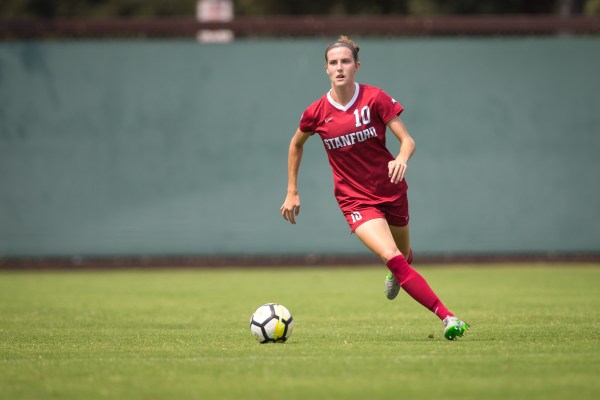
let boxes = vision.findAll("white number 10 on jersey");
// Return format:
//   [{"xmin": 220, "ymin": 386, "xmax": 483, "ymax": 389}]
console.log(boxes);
[{"xmin": 353, "ymin": 106, "xmax": 371, "ymax": 127}]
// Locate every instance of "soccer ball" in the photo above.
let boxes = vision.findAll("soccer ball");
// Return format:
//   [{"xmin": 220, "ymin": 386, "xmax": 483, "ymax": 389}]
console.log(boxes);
[{"xmin": 250, "ymin": 303, "xmax": 294, "ymax": 343}]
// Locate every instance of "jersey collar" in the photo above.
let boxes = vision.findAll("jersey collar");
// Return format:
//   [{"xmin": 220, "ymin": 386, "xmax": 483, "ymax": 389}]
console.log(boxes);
[{"xmin": 327, "ymin": 82, "xmax": 360, "ymax": 112}]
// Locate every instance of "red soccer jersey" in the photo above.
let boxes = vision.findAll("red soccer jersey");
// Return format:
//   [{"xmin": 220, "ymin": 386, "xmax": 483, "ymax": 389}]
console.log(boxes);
[{"xmin": 299, "ymin": 83, "xmax": 407, "ymax": 210}]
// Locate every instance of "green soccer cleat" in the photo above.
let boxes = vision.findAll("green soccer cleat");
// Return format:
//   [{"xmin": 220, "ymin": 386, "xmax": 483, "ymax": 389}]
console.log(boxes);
[
  {"xmin": 443, "ymin": 316, "xmax": 469, "ymax": 340},
  {"xmin": 385, "ymin": 272, "xmax": 401, "ymax": 300}
]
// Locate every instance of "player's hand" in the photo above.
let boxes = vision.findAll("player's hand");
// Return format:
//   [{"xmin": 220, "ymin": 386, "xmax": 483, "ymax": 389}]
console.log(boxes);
[
  {"xmin": 280, "ymin": 193, "xmax": 301, "ymax": 224},
  {"xmin": 388, "ymin": 158, "xmax": 407, "ymax": 184}
]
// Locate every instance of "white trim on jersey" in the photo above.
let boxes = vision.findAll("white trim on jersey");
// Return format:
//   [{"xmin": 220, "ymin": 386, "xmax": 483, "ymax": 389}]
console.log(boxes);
[{"xmin": 327, "ymin": 82, "xmax": 360, "ymax": 111}]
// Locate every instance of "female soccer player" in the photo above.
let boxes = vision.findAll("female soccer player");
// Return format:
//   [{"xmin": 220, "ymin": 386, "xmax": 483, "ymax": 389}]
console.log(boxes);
[{"xmin": 280, "ymin": 36, "xmax": 468, "ymax": 340}]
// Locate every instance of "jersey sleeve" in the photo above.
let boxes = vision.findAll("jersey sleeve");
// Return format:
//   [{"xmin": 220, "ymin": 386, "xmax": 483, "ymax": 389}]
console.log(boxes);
[
  {"xmin": 376, "ymin": 89, "xmax": 404, "ymax": 124},
  {"xmin": 298, "ymin": 102, "xmax": 318, "ymax": 133}
]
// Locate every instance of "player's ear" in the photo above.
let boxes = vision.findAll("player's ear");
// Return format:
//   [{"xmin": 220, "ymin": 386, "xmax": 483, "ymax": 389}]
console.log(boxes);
[{"xmin": 355, "ymin": 60, "xmax": 361, "ymax": 71}]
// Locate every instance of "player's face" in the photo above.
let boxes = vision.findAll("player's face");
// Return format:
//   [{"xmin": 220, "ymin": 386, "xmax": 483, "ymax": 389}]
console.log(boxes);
[{"xmin": 325, "ymin": 47, "xmax": 360, "ymax": 88}]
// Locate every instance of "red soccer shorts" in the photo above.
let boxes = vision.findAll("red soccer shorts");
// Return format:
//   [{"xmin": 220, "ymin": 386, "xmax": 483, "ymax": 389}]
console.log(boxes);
[{"xmin": 342, "ymin": 192, "xmax": 410, "ymax": 233}]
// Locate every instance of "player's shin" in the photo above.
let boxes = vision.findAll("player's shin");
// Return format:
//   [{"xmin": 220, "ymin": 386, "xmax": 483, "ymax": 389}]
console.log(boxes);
[{"xmin": 385, "ymin": 254, "xmax": 453, "ymax": 320}]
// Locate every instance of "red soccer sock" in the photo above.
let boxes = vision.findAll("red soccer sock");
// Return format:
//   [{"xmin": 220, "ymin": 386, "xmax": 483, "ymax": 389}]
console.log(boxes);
[{"xmin": 386, "ymin": 254, "xmax": 453, "ymax": 320}]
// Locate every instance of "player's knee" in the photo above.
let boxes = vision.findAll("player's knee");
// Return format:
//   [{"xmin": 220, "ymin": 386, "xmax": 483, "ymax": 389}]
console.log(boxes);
[{"xmin": 380, "ymin": 249, "xmax": 402, "ymax": 263}]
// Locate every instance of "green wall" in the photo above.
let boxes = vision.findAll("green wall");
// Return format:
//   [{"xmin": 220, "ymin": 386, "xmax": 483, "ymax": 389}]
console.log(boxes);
[{"xmin": 1, "ymin": 38, "xmax": 599, "ymax": 257}]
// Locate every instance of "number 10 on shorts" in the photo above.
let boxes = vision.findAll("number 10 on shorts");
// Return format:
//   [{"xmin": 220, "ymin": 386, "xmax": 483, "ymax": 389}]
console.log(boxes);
[{"xmin": 350, "ymin": 211, "xmax": 363, "ymax": 223}]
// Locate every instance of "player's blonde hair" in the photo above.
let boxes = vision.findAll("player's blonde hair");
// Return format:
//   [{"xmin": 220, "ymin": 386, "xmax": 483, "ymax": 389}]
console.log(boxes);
[{"xmin": 325, "ymin": 35, "xmax": 360, "ymax": 62}]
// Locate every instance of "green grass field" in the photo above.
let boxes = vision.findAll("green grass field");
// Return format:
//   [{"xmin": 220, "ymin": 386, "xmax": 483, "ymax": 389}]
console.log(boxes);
[{"xmin": 1, "ymin": 264, "xmax": 599, "ymax": 400}]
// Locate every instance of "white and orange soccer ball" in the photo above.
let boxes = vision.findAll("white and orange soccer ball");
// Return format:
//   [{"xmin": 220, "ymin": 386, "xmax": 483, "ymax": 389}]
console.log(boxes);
[{"xmin": 249, "ymin": 303, "xmax": 294, "ymax": 343}]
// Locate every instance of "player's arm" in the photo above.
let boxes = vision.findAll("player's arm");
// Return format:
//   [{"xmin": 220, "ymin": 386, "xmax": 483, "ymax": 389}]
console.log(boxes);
[
  {"xmin": 281, "ymin": 129, "xmax": 312, "ymax": 224},
  {"xmin": 387, "ymin": 116, "xmax": 416, "ymax": 184}
]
